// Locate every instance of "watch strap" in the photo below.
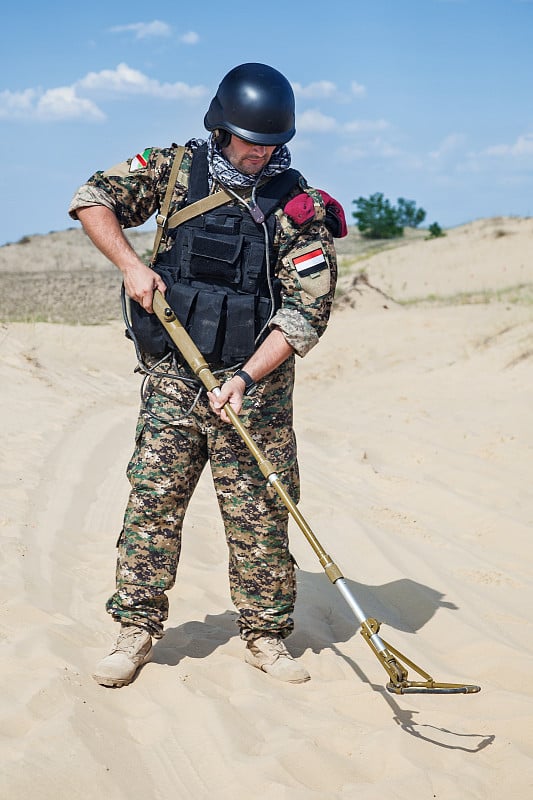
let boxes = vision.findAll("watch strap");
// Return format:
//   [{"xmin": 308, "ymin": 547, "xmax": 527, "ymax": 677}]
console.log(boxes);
[{"xmin": 233, "ymin": 369, "xmax": 257, "ymax": 396}]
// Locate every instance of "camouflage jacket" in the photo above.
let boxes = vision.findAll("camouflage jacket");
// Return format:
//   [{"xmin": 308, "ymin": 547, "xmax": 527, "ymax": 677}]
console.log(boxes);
[{"xmin": 69, "ymin": 142, "xmax": 341, "ymax": 357}]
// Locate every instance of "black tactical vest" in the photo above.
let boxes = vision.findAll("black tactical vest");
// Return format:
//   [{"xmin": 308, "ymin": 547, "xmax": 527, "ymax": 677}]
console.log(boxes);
[{"xmin": 130, "ymin": 143, "xmax": 301, "ymax": 366}]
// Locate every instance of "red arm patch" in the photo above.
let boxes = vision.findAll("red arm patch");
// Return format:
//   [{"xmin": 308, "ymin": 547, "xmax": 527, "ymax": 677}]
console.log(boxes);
[{"xmin": 284, "ymin": 190, "xmax": 347, "ymax": 238}]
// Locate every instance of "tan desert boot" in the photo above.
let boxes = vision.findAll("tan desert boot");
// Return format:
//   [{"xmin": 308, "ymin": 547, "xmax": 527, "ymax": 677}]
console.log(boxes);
[
  {"xmin": 92, "ymin": 625, "xmax": 152, "ymax": 687},
  {"xmin": 245, "ymin": 635, "xmax": 310, "ymax": 683}
]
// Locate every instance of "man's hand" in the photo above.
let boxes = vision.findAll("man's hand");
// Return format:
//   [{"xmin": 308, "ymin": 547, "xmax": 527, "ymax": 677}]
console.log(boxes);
[
  {"xmin": 206, "ymin": 329, "xmax": 294, "ymax": 424},
  {"xmin": 123, "ymin": 262, "xmax": 167, "ymax": 313},
  {"xmin": 76, "ymin": 205, "xmax": 166, "ymax": 313},
  {"xmin": 207, "ymin": 375, "xmax": 246, "ymax": 424}
]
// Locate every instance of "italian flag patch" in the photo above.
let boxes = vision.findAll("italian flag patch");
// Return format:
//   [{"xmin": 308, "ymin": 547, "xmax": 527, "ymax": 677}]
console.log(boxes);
[
  {"xmin": 129, "ymin": 148, "xmax": 152, "ymax": 172},
  {"xmin": 292, "ymin": 245, "xmax": 327, "ymax": 277}
]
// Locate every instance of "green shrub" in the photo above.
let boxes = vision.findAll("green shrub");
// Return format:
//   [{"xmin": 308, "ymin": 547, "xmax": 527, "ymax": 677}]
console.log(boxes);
[
  {"xmin": 352, "ymin": 193, "xmax": 404, "ymax": 239},
  {"xmin": 427, "ymin": 222, "xmax": 446, "ymax": 239},
  {"xmin": 397, "ymin": 197, "xmax": 426, "ymax": 228},
  {"xmin": 352, "ymin": 193, "xmax": 426, "ymax": 239}
]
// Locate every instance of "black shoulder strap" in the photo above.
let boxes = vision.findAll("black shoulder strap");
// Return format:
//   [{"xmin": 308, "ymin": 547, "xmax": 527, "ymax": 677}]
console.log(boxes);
[
  {"xmin": 187, "ymin": 142, "xmax": 210, "ymax": 203},
  {"xmin": 255, "ymin": 168, "xmax": 302, "ymax": 217}
]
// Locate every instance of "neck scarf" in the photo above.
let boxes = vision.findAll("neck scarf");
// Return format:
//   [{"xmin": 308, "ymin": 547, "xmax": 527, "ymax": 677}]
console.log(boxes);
[{"xmin": 197, "ymin": 134, "xmax": 292, "ymax": 189}]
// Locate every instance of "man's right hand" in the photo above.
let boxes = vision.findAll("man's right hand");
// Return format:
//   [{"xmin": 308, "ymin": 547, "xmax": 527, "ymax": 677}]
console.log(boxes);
[
  {"xmin": 123, "ymin": 262, "xmax": 167, "ymax": 314},
  {"xmin": 75, "ymin": 205, "xmax": 167, "ymax": 314}
]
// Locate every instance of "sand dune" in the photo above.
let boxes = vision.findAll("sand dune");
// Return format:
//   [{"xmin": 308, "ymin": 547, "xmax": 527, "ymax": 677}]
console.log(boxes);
[{"xmin": 1, "ymin": 218, "xmax": 532, "ymax": 798}]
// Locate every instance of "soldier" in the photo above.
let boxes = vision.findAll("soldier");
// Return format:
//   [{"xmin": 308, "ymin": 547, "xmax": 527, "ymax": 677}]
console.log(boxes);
[{"xmin": 69, "ymin": 62, "xmax": 346, "ymax": 687}]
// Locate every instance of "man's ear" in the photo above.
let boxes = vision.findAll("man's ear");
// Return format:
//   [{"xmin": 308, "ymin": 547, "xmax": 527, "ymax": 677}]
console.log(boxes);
[{"xmin": 214, "ymin": 129, "xmax": 231, "ymax": 148}]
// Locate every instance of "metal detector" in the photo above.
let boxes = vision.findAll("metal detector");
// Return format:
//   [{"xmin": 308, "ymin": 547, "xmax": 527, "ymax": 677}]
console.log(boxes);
[{"xmin": 152, "ymin": 290, "xmax": 480, "ymax": 695}]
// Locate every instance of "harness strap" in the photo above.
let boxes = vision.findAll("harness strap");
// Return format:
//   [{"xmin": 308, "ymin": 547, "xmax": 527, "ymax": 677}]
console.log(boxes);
[
  {"xmin": 164, "ymin": 171, "xmax": 302, "ymax": 232},
  {"xmin": 150, "ymin": 144, "xmax": 185, "ymax": 264},
  {"xmin": 165, "ymin": 189, "xmax": 234, "ymax": 230}
]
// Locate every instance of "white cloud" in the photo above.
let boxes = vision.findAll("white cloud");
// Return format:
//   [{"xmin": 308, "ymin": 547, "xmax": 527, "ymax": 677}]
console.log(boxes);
[
  {"xmin": 36, "ymin": 87, "xmax": 105, "ymax": 120},
  {"xmin": 336, "ymin": 144, "xmax": 369, "ymax": 161},
  {"xmin": 0, "ymin": 86, "xmax": 104, "ymax": 121},
  {"xmin": 180, "ymin": 31, "xmax": 200, "ymax": 45},
  {"xmin": 343, "ymin": 119, "xmax": 390, "ymax": 133},
  {"xmin": 297, "ymin": 110, "xmax": 391, "ymax": 138},
  {"xmin": 107, "ymin": 21, "xmax": 199, "ymax": 44},
  {"xmin": 76, "ymin": 63, "xmax": 207, "ymax": 100},
  {"xmin": 78, "ymin": 63, "xmax": 150, "ymax": 93},
  {"xmin": 108, "ymin": 20, "xmax": 172, "ymax": 39},
  {"xmin": 483, "ymin": 133, "xmax": 533, "ymax": 157},
  {"xmin": 337, "ymin": 138, "xmax": 407, "ymax": 162},
  {"xmin": 292, "ymin": 80, "xmax": 339, "ymax": 99},
  {"xmin": 293, "ymin": 79, "xmax": 366, "ymax": 104},
  {"xmin": 454, "ymin": 133, "xmax": 533, "ymax": 177},
  {"xmin": 297, "ymin": 109, "xmax": 337, "ymax": 133},
  {"xmin": 430, "ymin": 133, "xmax": 466, "ymax": 160},
  {"xmin": 351, "ymin": 81, "xmax": 366, "ymax": 97},
  {"xmin": 0, "ymin": 88, "xmax": 36, "ymax": 117},
  {"xmin": 0, "ymin": 62, "xmax": 206, "ymax": 123}
]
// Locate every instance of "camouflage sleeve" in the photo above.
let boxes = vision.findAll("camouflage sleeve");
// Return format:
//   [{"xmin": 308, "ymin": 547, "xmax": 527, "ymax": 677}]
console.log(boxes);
[
  {"xmin": 68, "ymin": 185, "xmax": 116, "ymax": 216},
  {"xmin": 271, "ymin": 191, "xmax": 338, "ymax": 357},
  {"xmin": 268, "ymin": 307, "xmax": 320, "ymax": 357},
  {"xmin": 68, "ymin": 146, "xmax": 179, "ymax": 228}
]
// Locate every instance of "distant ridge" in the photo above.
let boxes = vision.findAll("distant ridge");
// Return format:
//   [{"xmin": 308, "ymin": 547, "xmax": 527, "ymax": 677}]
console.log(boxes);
[{"xmin": 0, "ymin": 217, "xmax": 530, "ymax": 323}]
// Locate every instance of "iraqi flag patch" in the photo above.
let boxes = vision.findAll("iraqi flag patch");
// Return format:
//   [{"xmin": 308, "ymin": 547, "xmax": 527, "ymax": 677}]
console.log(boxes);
[
  {"xmin": 291, "ymin": 244, "xmax": 327, "ymax": 278},
  {"xmin": 129, "ymin": 148, "xmax": 152, "ymax": 172}
]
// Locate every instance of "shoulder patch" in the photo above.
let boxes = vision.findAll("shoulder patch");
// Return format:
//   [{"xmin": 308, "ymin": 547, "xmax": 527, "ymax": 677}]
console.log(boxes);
[
  {"xmin": 129, "ymin": 148, "xmax": 152, "ymax": 172},
  {"xmin": 291, "ymin": 242, "xmax": 327, "ymax": 277},
  {"xmin": 287, "ymin": 240, "xmax": 331, "ymax": 300}
]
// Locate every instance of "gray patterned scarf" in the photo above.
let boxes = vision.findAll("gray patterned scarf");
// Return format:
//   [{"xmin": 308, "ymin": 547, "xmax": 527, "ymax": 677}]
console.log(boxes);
[{"xmin": 188, "ymin": 135, "xmax": 292, "ymax": 189}]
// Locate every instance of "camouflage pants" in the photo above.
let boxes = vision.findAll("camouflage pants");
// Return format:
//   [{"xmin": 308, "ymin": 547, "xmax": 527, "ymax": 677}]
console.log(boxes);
[{"xmin": 106, "ymin": 357, "xmax": 300, "ymax": 640}]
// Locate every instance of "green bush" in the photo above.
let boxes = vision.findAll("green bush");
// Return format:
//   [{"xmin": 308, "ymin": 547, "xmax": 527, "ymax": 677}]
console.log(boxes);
[
  {"xmin": 396, "ymin": 197, "xmax": 426, "ymax": 228},
  {"xmin": 352, "ymin": 193, "xmax": 404, "ymax": 239},
  {"xmin": 427, "ymin": 222, "xmax": 446, "ymax": 239},
  {"xmin": 352, "ymin": 193, "xmax": 426, "ymax": 239}
]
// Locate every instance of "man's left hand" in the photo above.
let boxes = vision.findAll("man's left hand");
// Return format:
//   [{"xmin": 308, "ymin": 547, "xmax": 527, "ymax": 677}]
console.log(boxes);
[{"xmin": 207, "ymin": 376, "xmax": 246, "ymax": 423}]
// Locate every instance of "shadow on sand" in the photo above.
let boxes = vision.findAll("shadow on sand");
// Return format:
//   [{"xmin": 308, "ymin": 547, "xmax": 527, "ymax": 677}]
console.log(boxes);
[{"xmin": 151, "ymin": 569, "xmax": 492, "ymax": 752}]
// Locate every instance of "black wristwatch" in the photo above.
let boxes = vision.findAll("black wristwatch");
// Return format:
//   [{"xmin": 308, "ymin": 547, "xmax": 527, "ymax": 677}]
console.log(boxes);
[{"xmin": 233, "ymin": 369, "xmax": 257, "ymax": 396}]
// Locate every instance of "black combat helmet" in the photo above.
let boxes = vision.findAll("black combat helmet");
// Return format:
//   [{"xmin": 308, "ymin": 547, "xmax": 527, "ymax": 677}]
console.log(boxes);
[{"xmin": 204, "ymin": 63, "xmax": 296, "ymax": 146}]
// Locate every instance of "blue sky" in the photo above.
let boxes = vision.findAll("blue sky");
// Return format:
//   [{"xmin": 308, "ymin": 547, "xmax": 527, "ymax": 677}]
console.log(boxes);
[{"xmin": 1, "ymin": 0, "xmax": 532, "ymax": 245}]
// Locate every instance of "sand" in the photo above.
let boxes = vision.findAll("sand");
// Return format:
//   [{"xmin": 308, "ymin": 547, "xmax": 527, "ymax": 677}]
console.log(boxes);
[{"xmin": 1, "ymin": 217, "xmax": 532, "ymax": 798}]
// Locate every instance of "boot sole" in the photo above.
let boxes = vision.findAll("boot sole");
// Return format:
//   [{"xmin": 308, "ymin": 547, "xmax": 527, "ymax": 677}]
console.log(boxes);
[
  {"xmin": 245, "ymin": 654, "xmax": 311, "ymax": 684},
  {"xmin": 92, "ymin": 674, "xmax": 134, "ymax": 688},
  {"xmin": 92, "ymin": 648, "xmax": 152, "ymax": 688}
]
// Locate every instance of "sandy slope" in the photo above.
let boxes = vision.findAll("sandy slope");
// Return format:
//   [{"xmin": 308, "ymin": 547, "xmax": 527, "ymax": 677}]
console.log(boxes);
[{"xmin": 0, "ymin": 218, "xmax": 532, "ymax": 799}]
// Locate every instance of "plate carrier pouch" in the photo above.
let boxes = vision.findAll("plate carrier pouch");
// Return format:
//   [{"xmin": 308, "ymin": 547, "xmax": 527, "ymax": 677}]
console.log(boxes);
[{"xmin": 129, "ymin": 142, "xmax": 301, "ymax": 367}]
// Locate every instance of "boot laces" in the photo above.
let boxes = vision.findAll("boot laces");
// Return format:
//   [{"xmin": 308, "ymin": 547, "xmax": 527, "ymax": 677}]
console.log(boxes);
[
  {"xmin": 260, "ymin": 636, "xmax": 291, "ymax": 660},
  {"xmin": 112, "ymin": 626, "xmax": 149, "ymax": 657}
]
